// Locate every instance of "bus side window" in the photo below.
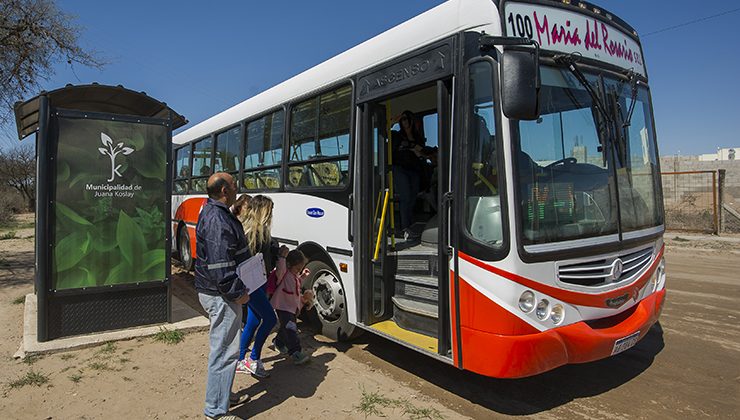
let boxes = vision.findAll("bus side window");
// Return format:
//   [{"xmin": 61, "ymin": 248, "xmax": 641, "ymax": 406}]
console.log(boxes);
[
  {"xmin": 191, "ymin": 137, "xmax": 213, "ymax": 192},
  {"xmin": 244, "ymin": 110, "xmax": 283, "ymax": 191},
  {"xmin": 214, "ymin": 126, "xmax": 241, "ymax": 174},
  {"xmin": 464, "ymin": 60, "xmax": 503, "ymax": 248},
  {"xmin": 287, "ymin": 84, "xmax": 351, "ymax": 189},
  {"xmin": 174, "ymin": 145, "xmax": 191, "ymax": 194}
]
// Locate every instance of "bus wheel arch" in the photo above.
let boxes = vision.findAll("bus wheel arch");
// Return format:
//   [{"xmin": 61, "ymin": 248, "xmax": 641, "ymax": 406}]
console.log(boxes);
[
  {"xmin": 297, "ymin": 242, "xmax": 360, "ymax": 341},
  {"xmin": 177, "ymin": 223, "xmax": 194, "ymax": 271}
]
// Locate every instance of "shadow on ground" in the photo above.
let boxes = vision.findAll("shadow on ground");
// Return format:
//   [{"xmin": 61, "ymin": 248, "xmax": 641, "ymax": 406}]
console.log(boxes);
[
  {"xmin": 345, "ymin": 322, "xmax": 665, "ymax": 416},
  {"xmin": 172, "ymin": 266, "xmax": 664, "ymax": 416},
  {"xmin": 0, "ymin": 249, "xmax": 35, "ymax": 290},
  {"xmin": 231, "ymin": 351, "xmax": 336, "ymax": 418}
]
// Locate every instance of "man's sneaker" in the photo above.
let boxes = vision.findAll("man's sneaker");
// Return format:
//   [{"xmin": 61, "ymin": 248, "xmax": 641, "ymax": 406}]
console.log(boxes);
[
  {"xmin": 270, "ymin": 339, "xmax": 289, "ymax": 355},
  {"xmin": 229, "ymin": 392, "xmax": 248, "ymax": 407},
  {"xmin": 205, "ymin": 415, "xmax": 242, "ymax": 420},
  {"xmin": 290, "ymin": 351, "xmax": 310, "ymax": 365},
  {"xmin": 245, "ymin": 358, "xmax": 270, "ymax": 378},
  {"xmin": 235, "ymin": 359, "xmax": 249, "ymax": 374}
]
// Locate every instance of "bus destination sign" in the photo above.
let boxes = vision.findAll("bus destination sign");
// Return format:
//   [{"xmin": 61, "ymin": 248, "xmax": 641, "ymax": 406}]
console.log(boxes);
[{"xmin": 504, "ymin": 2, "xmax": 646, "ymax": 77}]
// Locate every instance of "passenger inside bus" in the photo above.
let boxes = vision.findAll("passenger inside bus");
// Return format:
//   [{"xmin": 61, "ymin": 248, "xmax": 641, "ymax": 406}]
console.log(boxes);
[{"xmin": 391, "ymin": 110, "xmax": 435, "ymax": 240}]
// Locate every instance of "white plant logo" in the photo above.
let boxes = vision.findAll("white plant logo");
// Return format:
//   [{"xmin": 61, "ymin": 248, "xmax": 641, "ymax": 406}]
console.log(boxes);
[{"xmin": 98, "ymin": 133, "xmax": 134, "ymax": 182}]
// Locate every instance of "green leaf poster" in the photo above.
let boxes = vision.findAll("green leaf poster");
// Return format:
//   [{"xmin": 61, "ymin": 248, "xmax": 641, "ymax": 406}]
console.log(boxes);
[{"xmin": 52, "ymin": 117, "xmax": 167, "ymax": 290}]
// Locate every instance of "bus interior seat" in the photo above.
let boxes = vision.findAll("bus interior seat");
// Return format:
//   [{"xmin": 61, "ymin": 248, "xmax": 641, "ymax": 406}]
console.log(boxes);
[
  {"xmin": 309, "ymin": 161, "xmax": 341, "ymax": 186},
  {"xmin": 288, "ymin": 166, "xmax": 306, "ymax": 187}
]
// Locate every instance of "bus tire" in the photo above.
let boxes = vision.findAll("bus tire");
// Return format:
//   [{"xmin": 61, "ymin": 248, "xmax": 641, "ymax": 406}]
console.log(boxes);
[
  {"xmin": 178, "ymin": 225, "xmax": 194, "ymax": 271},
  {"xmin": 303, "ymin": 260, "xmax": 361, "ymax": 342}
]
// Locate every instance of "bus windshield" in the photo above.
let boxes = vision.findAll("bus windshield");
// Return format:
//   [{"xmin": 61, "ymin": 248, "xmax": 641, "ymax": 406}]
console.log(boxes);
[{"xmin": 514, "ymin": 66, "xmax": 661, "ymax": 247}]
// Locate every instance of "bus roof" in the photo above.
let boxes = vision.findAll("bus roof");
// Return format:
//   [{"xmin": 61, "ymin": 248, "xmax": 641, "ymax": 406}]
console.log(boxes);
[{"xmin": 173, "ymin": 0, "xmax": 499, "ymax": 145}]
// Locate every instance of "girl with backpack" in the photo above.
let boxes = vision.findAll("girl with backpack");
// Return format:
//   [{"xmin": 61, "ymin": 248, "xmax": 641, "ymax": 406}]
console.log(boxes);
[{"xmin": 269, "ymin": 248, "xmax": 314, "ymax": 365}]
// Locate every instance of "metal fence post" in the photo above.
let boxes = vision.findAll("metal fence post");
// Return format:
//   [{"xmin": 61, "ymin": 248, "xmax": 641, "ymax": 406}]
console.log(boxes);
[
  {"xmin": 718, "ymin": 169, "xmax": 726, "ymax": 234},
  {"xmin": 712, "ymin": 171, "xmax": 718, "ymax": 235}
]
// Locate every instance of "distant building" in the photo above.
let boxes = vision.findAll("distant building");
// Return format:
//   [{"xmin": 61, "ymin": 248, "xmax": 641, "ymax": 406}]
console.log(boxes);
[
  {"xmin": 698, "ymin": 147, "xmax": 738, "ymax": 161},
  {"xmin": 572, "ymin": 135, "xmax": 587, "ymax": 163}
]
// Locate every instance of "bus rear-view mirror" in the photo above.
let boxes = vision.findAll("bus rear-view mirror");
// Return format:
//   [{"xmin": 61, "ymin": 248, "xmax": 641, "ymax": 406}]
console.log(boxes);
[{"xmin": 501, "ymin": 49, "xmax": 540, "ymax": 121}]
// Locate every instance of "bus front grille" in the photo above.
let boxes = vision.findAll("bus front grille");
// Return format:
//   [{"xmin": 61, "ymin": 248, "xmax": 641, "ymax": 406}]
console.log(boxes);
[{"xmin": 557, "ymin": 246, "xmax": 654, "ymax": 287}]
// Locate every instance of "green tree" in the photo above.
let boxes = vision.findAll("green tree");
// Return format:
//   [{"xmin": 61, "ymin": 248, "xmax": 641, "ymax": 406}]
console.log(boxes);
[{"xmin": 0, "ymin": 0, "xmax": 104, "ymax": 127}]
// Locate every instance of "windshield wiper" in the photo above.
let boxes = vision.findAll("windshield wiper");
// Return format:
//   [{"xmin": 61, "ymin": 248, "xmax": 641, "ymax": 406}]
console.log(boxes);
[
  {"xmin": 554, "ymin": 54, "xmax": 611, "ymax": 124},
  {"xmin": 621, "ymin": 70, "xmax": 638, "ymax": 128}
]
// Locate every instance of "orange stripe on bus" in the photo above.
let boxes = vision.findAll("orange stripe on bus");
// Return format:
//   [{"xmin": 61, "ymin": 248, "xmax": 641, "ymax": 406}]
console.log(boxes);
[{"xmin": 174, "ymin": 197, "xmax": 207, "ymax": 260}]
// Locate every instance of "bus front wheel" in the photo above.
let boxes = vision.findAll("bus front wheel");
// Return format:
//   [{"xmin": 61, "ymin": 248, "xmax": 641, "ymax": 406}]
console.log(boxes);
[
  {"xmin": 178, "ymin": 225, "xmax": 194, "ymax": 271},
  {"xmin": 303, "ymin": 260, "xmax": 360, "ymax": 341}
]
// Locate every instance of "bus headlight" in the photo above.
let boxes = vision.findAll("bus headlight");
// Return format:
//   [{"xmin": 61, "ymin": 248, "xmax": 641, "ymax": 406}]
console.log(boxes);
[
  {"xmin": 656, "ymin": 258, "xmax": 666, "ymax": 290},
  {"xmin": 535, "ymin": 299, "xmax": 550, "ymax": 321},
  {"xmin": 550, "ymin": 304, "xmax": 565, "ymax": 325},
  {"xmin": 518, "ymin": 291, "xmax": 535, "ymax": 313}
]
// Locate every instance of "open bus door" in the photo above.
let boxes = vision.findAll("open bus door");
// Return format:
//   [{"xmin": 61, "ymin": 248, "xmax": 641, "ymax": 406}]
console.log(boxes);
[{"xmin": 357, "ymin": 80, "xmax": 453, "ymax": 359}]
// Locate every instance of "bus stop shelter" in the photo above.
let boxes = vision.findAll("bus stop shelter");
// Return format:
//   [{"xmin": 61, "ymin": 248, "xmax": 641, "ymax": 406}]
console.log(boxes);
[{"xmin": 14, "ymin": 84, "xmax": 187, "ymax": 341}]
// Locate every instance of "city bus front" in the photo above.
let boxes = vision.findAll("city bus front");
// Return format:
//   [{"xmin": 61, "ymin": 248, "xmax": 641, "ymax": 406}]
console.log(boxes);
[{"xmin": 455, "ymin": 0, "xmax": 666, "ymax": 378}]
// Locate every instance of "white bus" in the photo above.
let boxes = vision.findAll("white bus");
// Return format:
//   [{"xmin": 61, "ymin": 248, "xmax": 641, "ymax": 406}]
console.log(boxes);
[{"xmin": 172, "ymin": 0, "xmax": 666, "ymax": 378}]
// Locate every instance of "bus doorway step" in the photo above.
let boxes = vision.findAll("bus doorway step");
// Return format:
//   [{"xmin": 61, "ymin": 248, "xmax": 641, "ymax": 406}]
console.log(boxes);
[{"xmin": 391, "ymin": 296, "xmax": 437, "ymax": 338}]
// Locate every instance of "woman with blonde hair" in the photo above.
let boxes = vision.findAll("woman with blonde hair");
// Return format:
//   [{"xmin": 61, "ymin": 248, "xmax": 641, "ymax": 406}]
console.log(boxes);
[{"xmin": 233, "ymin": 195, "xmax": 281, "ymax": 378}]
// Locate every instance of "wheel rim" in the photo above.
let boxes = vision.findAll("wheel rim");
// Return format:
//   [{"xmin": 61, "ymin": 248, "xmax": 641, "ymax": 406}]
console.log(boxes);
[
  {"xmin": 179, "ymin": 228, "xmax": 190, "ymax": 264},
  {"xmin": 312, "ymin": 269, "xmax": 345, "ymax": 323}
]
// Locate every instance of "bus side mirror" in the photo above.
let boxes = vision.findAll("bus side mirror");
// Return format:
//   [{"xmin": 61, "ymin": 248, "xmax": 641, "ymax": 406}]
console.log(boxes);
[{"xmin": 501, "ymin": 49, "xmax": 540, "ymax": 121}]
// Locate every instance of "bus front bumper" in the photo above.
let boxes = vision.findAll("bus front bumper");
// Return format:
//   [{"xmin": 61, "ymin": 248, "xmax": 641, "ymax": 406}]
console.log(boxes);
[{"xmin": 461, "ymin": 289, "xmax": 666, "ymax": 379}]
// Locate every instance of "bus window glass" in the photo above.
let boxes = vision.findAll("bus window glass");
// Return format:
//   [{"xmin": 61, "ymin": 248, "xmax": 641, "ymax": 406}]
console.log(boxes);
[
  {"xmin": 422, "ymin": 113, "xmax": 438, "ymax": 149},
  {"xmin": 175, "ymin": 146, "xmax": 191, "ymax": 179},
  {"xmin": 607, "ymin": 82, "xmax": 662, "ymax": 231},
  {"xmin": 317, "ymin": 85, "xmax": 351, "ymax": 157},
  {"xmin": 464, "ymin": 61, "xmax": 503, "ymax": 247},
  {"xmin": 244, "ymin": 110, "xmax": 283, "ymax": 190},
  {"xmin": 515, "ymin": 67, "xmax": 619, "ymax": 245},
  {"xmin": 191, "ymin": 137, "xmax": 213, "ymax": 177},
  {"xmin": 244, "ymin": 168, "xmax": 281, "ymax": 190},
  {"xmin": 191, "ymin": 178, "xmax": 207, "ymax": 192},
  {"xmin": 174, "ymin": 180, "xmax": 188, "ymax": 194},
  {"xmin": 214, "ymin": 126, "xmax": 241, "ymax": 173},
  {"xmin": 288, "ymin": 85, "xmax": 351, "ymax": 188},
  {"xmin": 290, "ymin": 97, "xmax": 318, "ymax": 161}
]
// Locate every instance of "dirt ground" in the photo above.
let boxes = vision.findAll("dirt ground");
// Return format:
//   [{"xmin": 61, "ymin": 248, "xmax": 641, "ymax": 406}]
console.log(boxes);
[{"xmin": 1, "ymin": 214, "xmax": 738, "ymax": 419}]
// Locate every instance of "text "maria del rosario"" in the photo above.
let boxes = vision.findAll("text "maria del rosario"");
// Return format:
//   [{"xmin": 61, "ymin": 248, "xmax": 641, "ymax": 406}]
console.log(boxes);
[{"xmin": 508, "ymin": 11, "xmax": 643, "ymax": 67}]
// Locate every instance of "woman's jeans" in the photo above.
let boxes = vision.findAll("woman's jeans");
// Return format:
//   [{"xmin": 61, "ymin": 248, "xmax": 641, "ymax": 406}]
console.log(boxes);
[{"xmin": 239, "ymin": 284, "xmax": 277, "ymax": 361}]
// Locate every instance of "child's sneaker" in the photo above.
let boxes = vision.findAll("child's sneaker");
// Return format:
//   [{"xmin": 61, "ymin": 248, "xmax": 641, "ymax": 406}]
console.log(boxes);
[
  {"xmin": 235, "ymin": 359, "xmax": 249, "ymax": 374},
  {"xmin": 290, "ymin": 351, "xmax": 310, "ymax": 365},
  {"xmin": 245, "ymin": 357, "xmax": 270, "ymax": 378},
  {"xmin": 270, "ymin": 339, "xmax": 289, "ymax": 355}
]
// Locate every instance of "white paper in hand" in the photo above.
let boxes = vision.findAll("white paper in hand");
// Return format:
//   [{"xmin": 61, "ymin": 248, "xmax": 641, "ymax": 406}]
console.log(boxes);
[{"xmin": 236, "ymin": 252, "xmax": 267, "ymax": 293}]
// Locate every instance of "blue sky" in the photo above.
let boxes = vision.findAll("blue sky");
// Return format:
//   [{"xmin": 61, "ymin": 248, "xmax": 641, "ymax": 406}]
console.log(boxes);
[{"xmin": 3, "ymin": 0, "xmax": 739, "ymax": 156}]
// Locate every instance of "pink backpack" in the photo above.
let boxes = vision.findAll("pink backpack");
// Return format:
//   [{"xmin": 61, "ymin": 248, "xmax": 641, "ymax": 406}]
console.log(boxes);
[{"xmin": 266, "ymin": 269, "xmax": 286, "ymax": 296}]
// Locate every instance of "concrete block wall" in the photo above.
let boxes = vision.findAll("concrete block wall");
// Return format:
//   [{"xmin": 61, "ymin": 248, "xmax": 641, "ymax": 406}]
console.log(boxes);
[{"xmin": 659, "ymin": 156, "xmax": 740, "ymax": 232}]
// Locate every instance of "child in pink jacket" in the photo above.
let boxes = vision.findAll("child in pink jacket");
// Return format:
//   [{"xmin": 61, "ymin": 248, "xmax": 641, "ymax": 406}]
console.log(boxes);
[{"xmin": 270, "ymin": 249, "xmax": 314, "ymax": 364}]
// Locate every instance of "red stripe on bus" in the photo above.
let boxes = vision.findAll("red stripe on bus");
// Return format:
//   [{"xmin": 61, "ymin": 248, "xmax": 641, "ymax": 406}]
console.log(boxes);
[
  {"xmin": 455, "ymin": 271, "xmax": 666, "ymax": 378},
  {"xmin": 458, "ymin": 245, "xmax": 664, "ymax": 308}
]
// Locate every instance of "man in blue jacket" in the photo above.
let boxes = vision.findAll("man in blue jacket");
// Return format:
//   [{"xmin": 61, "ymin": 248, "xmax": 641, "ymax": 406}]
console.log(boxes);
[{"xmin": 195, "ymin": 172, "xmax": 250, "ymax": 420}]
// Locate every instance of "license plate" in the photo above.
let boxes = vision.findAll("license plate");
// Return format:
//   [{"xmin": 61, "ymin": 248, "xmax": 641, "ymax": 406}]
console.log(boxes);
[{"xmin": 611, "ymin": 331, "xmax": 641, "ymax": 355}]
